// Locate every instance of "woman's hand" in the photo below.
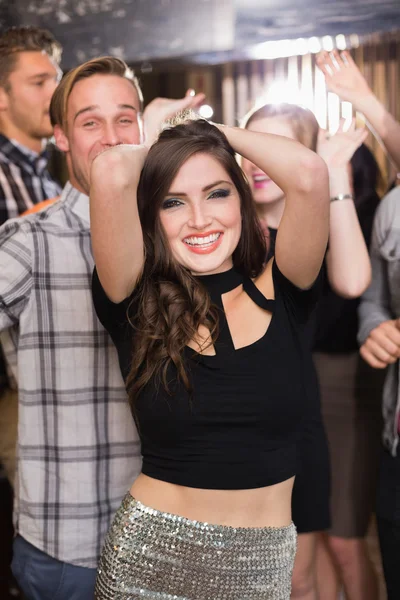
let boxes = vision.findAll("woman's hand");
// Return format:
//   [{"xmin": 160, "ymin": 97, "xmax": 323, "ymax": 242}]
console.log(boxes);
[
  {"xmin": 317, "ymin": 119, "xmax": 368, "ymax": 169},
  {"xmin": 89, "ymin": 144, "xmax": 149, "ymax": 303},
  {"xmin": 317, "ymin": 49, "xmax": 400, "ymax": 171},
  {"xmin": 316, "ymin": 50, "xmax": 374, "ymax": 109},
  {"xmin": 143, "ymin": 89, "xmax": 205, "ymax": 146},
  {"xmin": 90, "ymin": 143, "xmax": 149, "ymax": 190}
]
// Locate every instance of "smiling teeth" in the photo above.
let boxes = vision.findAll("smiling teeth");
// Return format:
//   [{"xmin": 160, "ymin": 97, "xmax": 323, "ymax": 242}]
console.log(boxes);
[
  {"xmin": 184, "ymin": 233, "xmax": 221, "ymax": 246},
  {"xmin": 254, "ymin": 175, "xmax": 268, "ymax": 182}
]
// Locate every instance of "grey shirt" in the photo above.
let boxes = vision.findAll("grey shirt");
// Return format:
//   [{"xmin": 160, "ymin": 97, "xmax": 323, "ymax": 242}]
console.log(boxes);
[{"xmin": 358, "ymin": 186, "xmax": 400, "ymax": 456}]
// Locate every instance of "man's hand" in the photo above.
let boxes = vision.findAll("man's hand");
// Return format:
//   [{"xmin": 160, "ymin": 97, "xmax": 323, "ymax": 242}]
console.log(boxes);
[
  {"xmin": 142, "ymin": 89, "xmax": 205, "ymax": 146},
  {"xmin": 316, "ymin": 50, "xmax": 374, "ymax": 110},
  {"xmin": 360, "ymin": 319, "xmax": 400, "ymax": 369}
]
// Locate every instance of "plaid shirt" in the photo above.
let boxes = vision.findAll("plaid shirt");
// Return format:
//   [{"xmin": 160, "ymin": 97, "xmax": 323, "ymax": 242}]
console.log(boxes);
[
  {"xmin": 0, "ymin": 135, "xmax": 62, "ymax": 394},
  {"xmin": 0, "ymin": 182, "xmax": 141, "ymax": 567},
  {"xmin": 0, "ymin": 134, "xmax": 61, "ymax": 224}
]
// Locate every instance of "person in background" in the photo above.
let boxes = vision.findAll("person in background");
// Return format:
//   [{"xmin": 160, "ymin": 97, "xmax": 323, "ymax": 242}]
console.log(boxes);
[
  {"xmin": 358, "ymin": 183, "xmax": 400, "ymax": 600},
  {"xmin": 0, "ymin": 54, "xmax": 203, "ymax": 600},
  {"xmin": 0, "ymin": 26, "xmax": 62, "ymax": 220},
  {"xmin": 242, "ymin": 102, "xmax": 378, "ymax": 600},
  {"xmin": 317, "ymin": 49, "xmax": 400, "ymax": 171},
  {"xmin": 0, "ymin": 25, "xmax": 62, "ymax": 600},
  {"xmin": 313, "ymin": 143, "xmax": 383, "ymax": 600},
  {"xmin": 241, "ymin": 104, "xmax": 331, "ymax": 600}
]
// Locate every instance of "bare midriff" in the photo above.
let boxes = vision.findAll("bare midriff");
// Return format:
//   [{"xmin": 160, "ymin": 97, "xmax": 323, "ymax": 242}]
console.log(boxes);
[{"xmin": 129, "ymin": 474, "xmax": 294, "ymax": 528}]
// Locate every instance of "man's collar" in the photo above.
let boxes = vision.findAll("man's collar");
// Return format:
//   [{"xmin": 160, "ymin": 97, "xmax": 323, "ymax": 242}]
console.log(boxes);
[
  {"xmin": 0, "ymin": 134, "xmax": 49, "ymax": 173},
  {"xmin": 60, "ymin": 182, "xmax": 90, "ymax": 224},
  {"xmin": 10, "ymin": 138, "xmax": 40, "ymax": 160}
]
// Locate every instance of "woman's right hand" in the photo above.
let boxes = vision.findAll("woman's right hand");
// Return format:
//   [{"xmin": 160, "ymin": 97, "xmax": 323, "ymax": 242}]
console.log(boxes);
[
  {"xmin": 90, "ymin": 143, "xmax": 149, "ymax": 190},
  {"xmin": 89, "ymin": 143, "xmax": 149, "ymax": 303}
]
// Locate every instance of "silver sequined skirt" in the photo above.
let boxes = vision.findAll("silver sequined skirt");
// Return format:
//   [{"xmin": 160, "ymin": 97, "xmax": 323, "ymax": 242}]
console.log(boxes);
[{"xmin": 95, "ymin": 492, "xmax": 297, "ymax": 600}]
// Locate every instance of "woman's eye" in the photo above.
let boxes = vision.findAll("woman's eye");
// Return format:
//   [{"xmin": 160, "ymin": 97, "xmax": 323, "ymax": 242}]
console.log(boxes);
[
  {"xmin": 208, "ymin": 188, "xmax": 230, "ymax": 199},
  {"xmin": 162, "ymin": 199, "xmax": 183, "ymax": 210}
]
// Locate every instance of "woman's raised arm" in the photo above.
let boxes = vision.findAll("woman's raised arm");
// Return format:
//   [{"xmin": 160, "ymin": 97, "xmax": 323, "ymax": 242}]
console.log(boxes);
[
  {"xmin": 89, "ymin": 91, "xmax": 205, "ymax": 303},
  {"xmin": 317, "ymin": 120, "xmax": 371, "ymax": 298},
  {"xmin": 220, "ymin": 125, "xmax": 330, "ymax": 289},
  {"xmin": 89, "ymin": 144, "xmax": 148, "ymax": 303}
]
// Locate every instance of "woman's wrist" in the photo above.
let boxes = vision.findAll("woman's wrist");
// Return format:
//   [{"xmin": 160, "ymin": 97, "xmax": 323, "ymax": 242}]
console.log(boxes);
[
  {"xmin": 356, "ymin": 94, "xmax": 388, "ymax": 133},
  {"xmin": 328, "ymin": 167, "xmax": 352, "ymax": 198},
  {"xmin": 330, "ymin": 193, "xmax": 354, "ymax": 203}
]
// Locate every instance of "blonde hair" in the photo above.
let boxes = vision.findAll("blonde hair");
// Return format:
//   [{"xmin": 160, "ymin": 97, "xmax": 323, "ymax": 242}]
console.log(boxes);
[
  {"xmin": 50, "ymin": 56, "xmax": 143, "ymax": 131},
  {"xmin": 242, "ymin": 103, "xmax": 319, "ymax": 151}
]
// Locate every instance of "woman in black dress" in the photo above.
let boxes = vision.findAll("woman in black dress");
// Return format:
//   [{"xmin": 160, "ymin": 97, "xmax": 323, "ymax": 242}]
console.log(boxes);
[{"xmin": 89, "ymin": 118, "xmax": 329, "ymax": 599}]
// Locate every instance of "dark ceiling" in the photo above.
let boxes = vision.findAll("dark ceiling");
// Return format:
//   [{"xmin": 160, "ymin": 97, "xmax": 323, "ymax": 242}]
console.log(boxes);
[{"xmin": 1, "ymin": 0, "xmax": 400, "ymax": 69}]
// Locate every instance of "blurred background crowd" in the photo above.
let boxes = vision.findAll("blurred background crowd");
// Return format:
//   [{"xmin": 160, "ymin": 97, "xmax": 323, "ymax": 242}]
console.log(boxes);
[{"xmin": 1, "ymin": 1, "xmax": 400, "ymax": 599}]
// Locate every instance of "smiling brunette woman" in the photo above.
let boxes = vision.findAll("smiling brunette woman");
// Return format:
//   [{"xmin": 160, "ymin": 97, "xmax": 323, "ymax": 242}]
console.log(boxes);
[{"xmin": 89, "ymin": 118, "xmax": 329, "ymax": 600}]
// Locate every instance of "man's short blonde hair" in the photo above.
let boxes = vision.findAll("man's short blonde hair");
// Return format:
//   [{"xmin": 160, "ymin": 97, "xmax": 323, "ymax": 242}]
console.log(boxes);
[{"xmin": 50, "ymin": 56, "xmax": 143, "ymax": 131}]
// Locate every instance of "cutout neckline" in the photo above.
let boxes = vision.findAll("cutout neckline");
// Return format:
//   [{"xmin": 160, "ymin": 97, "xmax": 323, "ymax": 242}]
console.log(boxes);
[
  {"xmin": 197, "ymin": 266, "xmax": 244, "ymax": 299},
  {"xmin": 192, "ymin": 267, "xmax": 275, "ymax": 357}
]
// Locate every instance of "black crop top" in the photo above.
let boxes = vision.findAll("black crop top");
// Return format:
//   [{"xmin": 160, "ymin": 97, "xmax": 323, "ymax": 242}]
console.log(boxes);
[{"xmin": 92, "ymin": 260, "xmax": 319, "ymax": 490}]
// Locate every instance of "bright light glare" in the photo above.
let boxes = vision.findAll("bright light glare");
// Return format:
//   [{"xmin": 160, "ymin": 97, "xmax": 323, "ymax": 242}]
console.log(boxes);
[
  {"xmin": 250, "ymin": 33, "xmax": 353, "ymax": 62},
  {"xmin": 251, "ymin": 38, "xmax": 308, "ymax": 61},
  {"xmin": 341, "ymin": 101, "xmax": 353, "ymax": 130},
  {"xmin": 308, "ymin": 37, "xmax": 321, "ymax": 54},
  {"xmin": 251, "ymin": 39, "xmax": 292, "ymax": 60},
  {"xmin": 256, "ymin": 81, "xmax": 314, "ymax": 110},
  {"xmin": 314, "ymin": 66, "xmax": 327, "ymax": 129},
  {"xmin": 198, "ymin": 104, "xmax": 214, "ymax": 119},
  {"xmin": 336, "ymin": 34, "xmax": 347, "ymax": 50},
  {"xmin": 322, "ymin": 36, "xmax": 334, "ymax": 52},
  {"xmin": 327, "ymin": 92, "xmax": 340, "ymax": 134}
]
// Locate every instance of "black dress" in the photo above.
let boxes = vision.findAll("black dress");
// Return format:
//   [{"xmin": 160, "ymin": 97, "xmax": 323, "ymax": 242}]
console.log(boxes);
[
  {"xmin": 92, "ymin": 259, "xmax": 322, "ymax": 494},
  {"xmin": 268, "ymin": 227, "xmax": 331, "ymax": 534}
]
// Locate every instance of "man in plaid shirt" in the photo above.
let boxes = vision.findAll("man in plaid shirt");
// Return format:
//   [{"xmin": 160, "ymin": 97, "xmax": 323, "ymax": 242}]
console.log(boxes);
[
  {"xmin": 0, "ymin": 26, "xmax": 63, "ymax": 224},
  {"xmin": 0, "ymin": 55, "xmax": 204, "ymax": 599},
  {"xmin": 0, "ymin": 26, "xmax": 63, "ymax": 404},
  {"xmin": 0, "ymin": 26, "xmax": 63, "ymax": 600}
]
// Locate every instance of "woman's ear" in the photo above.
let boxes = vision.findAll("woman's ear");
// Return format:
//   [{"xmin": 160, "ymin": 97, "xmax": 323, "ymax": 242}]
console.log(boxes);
[{"xmin": 54, "ymin": 125, "xmax": 70, "ymax": 152}]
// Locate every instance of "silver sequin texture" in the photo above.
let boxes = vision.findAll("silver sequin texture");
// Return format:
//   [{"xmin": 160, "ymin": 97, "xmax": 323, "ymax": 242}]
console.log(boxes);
[{"xmin": 95, "ymin": 493, "xmax": 297, "ymax": 599}]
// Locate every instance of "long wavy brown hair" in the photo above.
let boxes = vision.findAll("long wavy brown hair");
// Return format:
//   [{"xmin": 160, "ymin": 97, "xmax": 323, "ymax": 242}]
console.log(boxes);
[{"xmin": 126, "ymin": 119, "xmax": 267, "ymax": 405}]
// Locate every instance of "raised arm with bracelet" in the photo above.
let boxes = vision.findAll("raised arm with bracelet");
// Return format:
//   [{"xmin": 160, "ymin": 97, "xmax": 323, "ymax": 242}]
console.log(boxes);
[{"xmin": 317, "ymin": 119, "xmax": 371, "ymax": 297}]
